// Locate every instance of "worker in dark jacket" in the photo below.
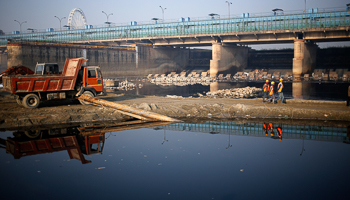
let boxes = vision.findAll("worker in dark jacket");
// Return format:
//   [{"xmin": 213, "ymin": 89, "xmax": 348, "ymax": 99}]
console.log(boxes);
[{"xmin": 262, "ymin": 80, "xmax": 270, "ymax": 102}]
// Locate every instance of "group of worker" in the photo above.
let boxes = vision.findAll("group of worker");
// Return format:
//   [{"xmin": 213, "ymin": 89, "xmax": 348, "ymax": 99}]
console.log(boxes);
[{"xmin": 262, "ymin": 78, "xmax": 285, "ymax": 104}]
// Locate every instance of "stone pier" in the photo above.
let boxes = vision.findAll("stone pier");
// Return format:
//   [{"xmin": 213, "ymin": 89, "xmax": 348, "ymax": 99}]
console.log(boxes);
[
  {"xmin": 210, "ymin": 43, "xmax": 249, "ymax": 77},
  {"xmin": 292, "ymin": 39, "xmax": 318, "ymax": 78}
]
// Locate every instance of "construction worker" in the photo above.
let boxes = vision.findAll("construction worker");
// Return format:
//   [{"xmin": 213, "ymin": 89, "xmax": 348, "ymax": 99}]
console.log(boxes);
[
  {"xmin": 262, "ymin": 80, "xmax": 270, "ymax": 102},
  {"xmin": 275, "ymin": 78, "xmax": 285, "ymax": 104},
  {"xmin": 266, "ymin": 81, "xmax": 275, "ymax": 103}
]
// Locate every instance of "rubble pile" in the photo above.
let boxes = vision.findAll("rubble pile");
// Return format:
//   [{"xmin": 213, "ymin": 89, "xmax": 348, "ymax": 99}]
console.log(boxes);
[
  {"xmin": 149, "ymin": 76, "xmax": 215, "ymax": 86},
  {"xmin": 205, "ymin": 87, "xmax": 262, "ymax": 99},
  {"xmin": 117, "ymin": 80, "xmax": 143, "ymax": 91}
]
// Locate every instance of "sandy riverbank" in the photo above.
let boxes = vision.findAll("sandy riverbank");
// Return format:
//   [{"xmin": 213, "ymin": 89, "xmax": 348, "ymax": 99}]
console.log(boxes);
[{"xmin": 0, "ymin": 89, "xmax": 349, "ymax": 129}]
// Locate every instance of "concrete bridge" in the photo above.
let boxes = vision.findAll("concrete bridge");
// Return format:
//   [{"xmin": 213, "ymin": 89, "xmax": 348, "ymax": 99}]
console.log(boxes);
[{"xmin": 1, "ymin": 7, "xmax": 350, "ymax": 77}]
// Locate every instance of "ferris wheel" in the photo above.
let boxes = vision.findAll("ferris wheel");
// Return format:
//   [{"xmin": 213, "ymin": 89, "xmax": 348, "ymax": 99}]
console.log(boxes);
[{"xmin": 67, "ymin": 8, "xmax": 87, "ymax": 29}]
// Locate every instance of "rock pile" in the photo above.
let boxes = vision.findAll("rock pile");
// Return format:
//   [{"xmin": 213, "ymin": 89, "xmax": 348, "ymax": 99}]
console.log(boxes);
[
  {"xmin": 205, "ymin": 87, "xmax": 262, "ymax": 98},
  {"xmin": 149, "ymin": 76, "xmax": 214, "ymax": 86},
  {"xmin": 117, "ymin": 80, "xmax": 143, "ymax": 91}
]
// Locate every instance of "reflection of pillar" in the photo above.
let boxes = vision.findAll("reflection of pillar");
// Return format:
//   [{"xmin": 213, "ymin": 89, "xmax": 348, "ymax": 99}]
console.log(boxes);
[
  {"xmin": 210, "ymin": 82, "xmax": 219, "ymax": 92},
  {"xmin": 210, "ymin": 82, "xmax": 234, "ymax": 92},
  {"xmin": 210, "ymin": 43, "xmax": 248, "ymax": 77},
  {"xmin": 293, "ymin": 39, "xmax": 318, "ymax": 78},
  {"xmin": 292, "ymin": 82, "xmax": 311, "ymax": 99},
  {"xmin": 292, "ymin": 82, "xmax": 303, "ymax": 99}
]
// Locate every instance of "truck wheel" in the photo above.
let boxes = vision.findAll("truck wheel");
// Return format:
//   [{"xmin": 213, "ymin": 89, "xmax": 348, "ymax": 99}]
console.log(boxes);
[
  {"xmin": 16, "ymin": 98, "xmax": 22, "ymax": 106},
  {"xmin": 23, "ymin": 94, "xmax": 40, "ymax": 108},
  {"xmin": 24, "ymin": 130, "xmax": 41, "ymax": 138},
  {"xmin": 79, "ymin": 91, "xmax": 94, "ymax": 105}
]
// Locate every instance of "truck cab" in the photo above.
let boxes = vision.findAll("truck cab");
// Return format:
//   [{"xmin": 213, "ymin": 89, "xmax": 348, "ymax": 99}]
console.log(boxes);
[
  {"xmin": 35, "ymin": 63, "xmax": 60, "ymax": 75},
  {"xmin": 82, "ymin": 66, "xmax": 104, "ymax": 94}
]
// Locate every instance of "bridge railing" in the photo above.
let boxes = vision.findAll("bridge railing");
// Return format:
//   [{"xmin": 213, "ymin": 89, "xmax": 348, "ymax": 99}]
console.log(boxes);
[{"xmin": 1, "ymin": 9, "xmax": 350, "ymax": 45}]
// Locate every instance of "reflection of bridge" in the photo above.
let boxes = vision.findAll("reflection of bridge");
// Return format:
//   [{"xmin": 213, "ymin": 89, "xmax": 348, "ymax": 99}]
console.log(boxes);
[
  {"xmin": 2, "ymin": 7, "xmax": 350, "ymax": 77},
  {"xmin": 155, "ymin": 121, "xmax": 349, "ymax": 143}
]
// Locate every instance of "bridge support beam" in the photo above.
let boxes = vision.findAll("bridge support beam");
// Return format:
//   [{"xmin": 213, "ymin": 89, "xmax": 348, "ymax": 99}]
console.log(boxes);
[
  {"xmin": 210, "ymin": 43, "xmax": 249, "ymax": 77},
  {"xmin": 292, "ymin": 39, "xmax": 318, "ymax": 78}
]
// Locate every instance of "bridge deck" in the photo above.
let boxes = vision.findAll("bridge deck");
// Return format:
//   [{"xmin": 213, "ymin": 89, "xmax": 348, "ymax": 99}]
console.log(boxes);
[{"xmin": 1, "ymin": 8, "xmax": 350, "ymax": 46}]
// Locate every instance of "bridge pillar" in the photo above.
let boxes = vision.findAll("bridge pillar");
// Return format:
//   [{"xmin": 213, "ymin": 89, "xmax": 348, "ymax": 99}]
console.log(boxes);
[
  {"xmin": 210, "ymin": 43, "xmax": 249, "ymax": 77},
  {"xmin": 292, "ymin": 39, "xmax": 318, "ymax": 78}
]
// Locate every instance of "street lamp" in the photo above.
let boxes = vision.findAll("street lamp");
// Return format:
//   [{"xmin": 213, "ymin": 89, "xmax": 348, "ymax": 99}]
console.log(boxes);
[
  {"xmin": 159, "ymin": 6, "xmax": 166, "ymax": 22},
  {"xmin": 54, "ymin": 16, "xmax": 66, "ymax": 31},
  {"xmin": 225, "ymin": 1, "xmax": 232, "ymax": 19},
  {"xmin": 102, "ymin": 11, "xmax": 113, "ymax": 25},
  {"xmin": 304, "ymin": 0, "xmax": 307, "ymax": 13},
  {"xmin": 14, "ymin": 20, "xmax": 27, "ymax": 33}
]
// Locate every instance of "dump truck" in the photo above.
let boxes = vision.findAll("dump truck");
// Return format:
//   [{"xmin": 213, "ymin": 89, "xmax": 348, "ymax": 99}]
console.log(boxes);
[{"xmin": 2, "ymin": 57, "xmax": 104, "ymax": 108}]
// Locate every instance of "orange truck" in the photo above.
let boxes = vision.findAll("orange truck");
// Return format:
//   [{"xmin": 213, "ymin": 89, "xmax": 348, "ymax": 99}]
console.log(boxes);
[{"xmin": 2, "ymin": 57, "xmax": 105, "ymax": 108}]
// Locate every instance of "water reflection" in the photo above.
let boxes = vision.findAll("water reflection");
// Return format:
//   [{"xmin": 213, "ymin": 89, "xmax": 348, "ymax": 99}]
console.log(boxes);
[
  {"xmin": 0, "ymin": 121, "xmax": 172, "ymax": 164},
  {"xmin": 1, "ymin": 120, "xmax": 350, "ymax": 199},
  {"xmin": 116, "ymin": 81, "xmax": 349, "ymax": 100}
]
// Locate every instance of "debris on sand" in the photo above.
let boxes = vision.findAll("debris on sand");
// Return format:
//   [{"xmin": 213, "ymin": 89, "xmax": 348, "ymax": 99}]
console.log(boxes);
[{"xmin": 205, "ymin": 87, "xmax": 262, "ymax": 99}]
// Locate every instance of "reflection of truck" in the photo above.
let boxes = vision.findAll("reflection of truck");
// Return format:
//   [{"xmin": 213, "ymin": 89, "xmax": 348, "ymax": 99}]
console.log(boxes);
[
  {"xmin": 0, "ymin": 128, "xmax": 106, "ymax": 164},
  {"xmin": 2, "ymin": 57, "xmax": 104, "ymax": 108}
]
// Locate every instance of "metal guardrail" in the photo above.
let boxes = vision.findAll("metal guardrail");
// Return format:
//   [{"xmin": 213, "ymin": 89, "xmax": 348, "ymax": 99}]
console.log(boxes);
[{"xmin": 1, "ymin": 9, "xmax": 350, "ymax": 46}]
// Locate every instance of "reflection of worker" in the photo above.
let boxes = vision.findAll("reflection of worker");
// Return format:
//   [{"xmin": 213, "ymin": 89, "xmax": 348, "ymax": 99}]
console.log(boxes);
[
  {"xmin": 275, "ymin": 78, "xmax": 285, "ymax": 104},
  {"xmin": 266, "ymin": 81, "xmax": 275, "ymax": 103},
  {"xmin": 263, "ymin": 123, "xmax": 268, "ymax": 135},
  {"xmin": 277, "ymin": 127, "xmax": 283, "ymax": 141},
  {"xmin": 263, "ymin": 123, "xmax": 274, "ymax": 136},
  {"xmin": 262, "ymin": 80, "xmax": 270, "ymax": 102}
]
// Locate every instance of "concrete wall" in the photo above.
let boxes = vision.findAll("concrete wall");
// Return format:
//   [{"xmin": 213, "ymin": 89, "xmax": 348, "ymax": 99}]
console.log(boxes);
[
  {"xmin": 7, "ymin": 44, "xmax": 86, "ymax": 71},
  {"xmin": 210, "ymin": 43, "xmax": 249, "ymax": 77},
  {"xmin": 0, "ymin": 49, "xmax": 7, "ymax": 71},
  {"xmin": 6, "ymin": 43, "xmax": 190, "ymax": 78},
  {"xmin": 137, "ymin": 46, "xmax": 190, "ymax": 76}
]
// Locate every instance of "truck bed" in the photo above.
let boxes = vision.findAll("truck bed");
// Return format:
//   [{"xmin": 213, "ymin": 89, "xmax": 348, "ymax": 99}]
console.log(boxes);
[
  {"xmin": 2, "ymin": 58, "xmax": 87, "ymax": 94},
  {"xmin": 3, "ymin": 74, "xmax": 77, "ymax": 93}
]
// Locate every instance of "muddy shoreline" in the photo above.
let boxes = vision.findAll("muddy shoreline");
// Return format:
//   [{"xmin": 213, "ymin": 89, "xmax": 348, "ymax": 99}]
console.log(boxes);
[{"xmin": 1, "ymin": 89, "xmax": 350, "ymax": 129}]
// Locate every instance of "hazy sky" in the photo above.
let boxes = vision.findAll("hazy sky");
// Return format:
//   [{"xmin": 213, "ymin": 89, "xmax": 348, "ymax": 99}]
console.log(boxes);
[
  {"xmin": 1, "ymin": 0, "xmax": 349, "ymax": 48},
  {"xmin": 1, "ymin": 0, "xmax": 349, "ymax": 33}
]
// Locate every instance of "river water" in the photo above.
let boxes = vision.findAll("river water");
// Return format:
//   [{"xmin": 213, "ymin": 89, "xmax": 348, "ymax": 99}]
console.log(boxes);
[
  {"xmin": 111, "ymin": 81, "xmax": 350, "ymax": 101},
  {"xmin": 1, "ymin": 121, "xmax": 349, "ymax": 200}
]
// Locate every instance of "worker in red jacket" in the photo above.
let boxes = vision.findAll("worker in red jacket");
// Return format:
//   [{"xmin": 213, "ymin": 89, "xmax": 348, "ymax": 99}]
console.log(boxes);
[
  {"xmin": 262, "ymin": 80, "xmax": 270, "ymax": 103},
  {"xmin": 266, "ymin": 81, "xmax": 275, "ymax": 103}
]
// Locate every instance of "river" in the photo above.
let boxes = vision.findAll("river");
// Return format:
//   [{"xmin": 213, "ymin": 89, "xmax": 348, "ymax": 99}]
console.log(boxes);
[
  {"xmin": 1, "ymin": 120, "xmax": 349, "ymax": 200},
  {"xmin": 111, "ymin": 80, "xmax": 350, "ymax": 101}
]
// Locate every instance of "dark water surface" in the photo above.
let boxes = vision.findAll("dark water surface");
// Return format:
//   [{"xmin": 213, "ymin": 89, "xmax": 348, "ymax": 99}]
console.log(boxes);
[
  {"xmin": 114, "ymin": 81, "xmax": 350, "ymax": 101},
  {"xmin": 1, "ymin": 121, "xmax": 349, "ymax": 200}
]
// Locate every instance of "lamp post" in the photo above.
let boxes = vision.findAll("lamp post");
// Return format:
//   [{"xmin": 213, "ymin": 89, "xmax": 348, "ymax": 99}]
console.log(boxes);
[
  {"xmin": 225, "ymin": 1, "xmax": 232, "ymax": 19},
  {"xmin": 14, "ymin": 20, "xmax": 27, "ymax": 33},
  {"xmin": 159, "ymin": 6, "xmax": 166, "ymax": 22},
  {"xmin": 54, "ymin": 16, "xmax": 66, "ymax": 31},
  {"xmin": 102, "ymin": 11, "xmax": 113, "ymax": 25},
  {"xmin": 304, "ymin": 0, "xmax": 307, "ymax": 13}
]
